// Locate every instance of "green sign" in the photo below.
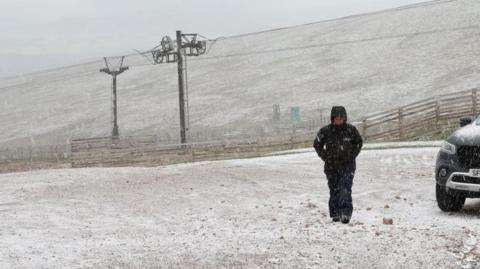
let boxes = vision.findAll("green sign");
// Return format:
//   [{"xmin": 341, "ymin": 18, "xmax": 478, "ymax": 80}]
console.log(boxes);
[{"xmin": 290, "ymin": 107, "xmax": 301, "ymax": 124}]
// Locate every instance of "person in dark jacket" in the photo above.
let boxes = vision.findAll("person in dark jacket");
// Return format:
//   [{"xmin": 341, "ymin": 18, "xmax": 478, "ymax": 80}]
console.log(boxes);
[{"xmin": 313, "ymin": 106, "xmax": 363, "ymax": 224}]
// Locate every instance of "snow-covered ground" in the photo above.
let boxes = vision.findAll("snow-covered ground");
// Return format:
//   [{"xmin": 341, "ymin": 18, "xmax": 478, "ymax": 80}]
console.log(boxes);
[
  {"xmin": 1, "ymin": 0, "xmax": 480, "ymax": 147},
  {"xmin": 0, "ymin": 147, "xmax": 478, "ymax": 268}
]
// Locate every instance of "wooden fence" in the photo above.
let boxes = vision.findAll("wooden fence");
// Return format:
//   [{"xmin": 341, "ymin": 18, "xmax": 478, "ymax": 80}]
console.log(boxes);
[
  {"xmin": 0, "ymin": 144, "xmax": 70, "ymax": 161},
  {"xmin": 0, "ymin": 144, "xmax": 71, "ymax": 173},
  {"xmin": 360, "ymin": 88, "xmax": 479, "ymax": 142},
  {"xmin": 71, "ymin": 134, "xmax": 315, "ymax": 168},
  {"xmin": 67, "ymin": 88, "xmax": 479, "ymax": 168}
]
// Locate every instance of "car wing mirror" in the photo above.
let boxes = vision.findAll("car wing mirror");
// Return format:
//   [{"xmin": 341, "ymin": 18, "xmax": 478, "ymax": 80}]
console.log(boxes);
[{"xmin": 460, "ymin": 116, "xmax": 473, "ymax": 127}]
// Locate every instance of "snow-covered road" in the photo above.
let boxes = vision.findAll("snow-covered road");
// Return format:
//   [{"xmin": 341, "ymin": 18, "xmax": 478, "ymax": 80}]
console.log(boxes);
[{"xmin": 0, "ymin": 147, "xmax": 479, "ymax": 268}]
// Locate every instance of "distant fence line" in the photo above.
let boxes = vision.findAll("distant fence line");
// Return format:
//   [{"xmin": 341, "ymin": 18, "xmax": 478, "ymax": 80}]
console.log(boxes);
[
  {"xmin": 70, "ymin": 88, "xmax": 479, "ymax": 168},
  {"xmin": 0, "ymin": 144, "xmax": 70, "ymax": 162},
  {"xmin": 0, "ymin": 88, "xmax": 477, "ymax": 171},
  {"xmin": 70, "ymin": 134, "xmax": 314, "ymax": 168},
  {"xmin": 0, "ymin": 113, "xmax": 328, "ymax": 172},
  {"xmin": 69, "ymin": 109, "xmax": 331, "ymax": 168},
  {"xmin": 0, "ymin": 144, "xmax": 71, "ymax": 174},
  {"xmin": 359, "ymin": 88, "xmax": 479, "ymax": 141}
]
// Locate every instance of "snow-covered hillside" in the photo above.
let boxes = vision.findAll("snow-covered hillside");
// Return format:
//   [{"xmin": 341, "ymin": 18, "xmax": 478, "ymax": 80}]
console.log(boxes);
[
  {"xmin": 1, "ymin": 0, "xmax": 480, "ymax": 148},
  {"xmin": 0, "ymin": 147, "xmax": 478, "ymax": 268}
]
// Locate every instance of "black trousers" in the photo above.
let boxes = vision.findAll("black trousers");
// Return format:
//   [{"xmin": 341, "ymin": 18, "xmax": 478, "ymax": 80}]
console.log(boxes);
[{"xmin": 325, "ymin": 168, "xmax": 354, "ymax": 218}]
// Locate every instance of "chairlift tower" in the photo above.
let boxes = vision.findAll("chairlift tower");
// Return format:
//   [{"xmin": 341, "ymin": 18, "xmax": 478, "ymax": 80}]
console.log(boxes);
[
  {"xmin": 100, "ymin": 56, "xmax": 129, "ymax": 138},
  {"xmin": 147, "ymin": 30, "xmax": 207, "ymax": 144}
]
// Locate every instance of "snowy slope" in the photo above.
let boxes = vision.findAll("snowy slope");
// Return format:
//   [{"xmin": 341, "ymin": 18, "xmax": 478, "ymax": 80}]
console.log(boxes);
[
  {"xmin": 0, "ymin": 147, "xmax": 478, "ymax": 268},
  {"xmin": 1, "ymin": 0, "xmax": 480, "ymax": 148}
]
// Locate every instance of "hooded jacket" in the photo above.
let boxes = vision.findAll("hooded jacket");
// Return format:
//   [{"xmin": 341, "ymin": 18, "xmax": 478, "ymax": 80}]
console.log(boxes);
[{"xmin": 313, "ymin": 106, "xmax": 363, "ymax": 171}]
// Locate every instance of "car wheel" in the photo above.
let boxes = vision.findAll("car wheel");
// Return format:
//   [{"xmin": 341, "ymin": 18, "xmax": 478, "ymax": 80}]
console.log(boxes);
[{"xmin": 436, "ymin": 184, "xmax": 465, "ymax": 212}]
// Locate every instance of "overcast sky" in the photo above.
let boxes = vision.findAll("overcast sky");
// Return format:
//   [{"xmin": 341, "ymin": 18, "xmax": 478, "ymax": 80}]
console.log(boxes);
[{"xmin": 0, "ymin": 0, "xmax": 427, "ymax": 78}]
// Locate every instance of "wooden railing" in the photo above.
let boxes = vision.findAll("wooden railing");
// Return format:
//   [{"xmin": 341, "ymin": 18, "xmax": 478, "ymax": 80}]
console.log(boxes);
[
  {"xmin": 0, "ymin": 144, "xmax": 70, "ymax": 173},
  {"xmin": 360, "ymin": 88, "xmax": 479, "ymax": 142},
  {"xmin": 70, "ymin": 134, "xmax": 315, "ymax": 168},
  {"xmin": 70, "ymin": 88, "xmax": 478, "ymax": 168}
]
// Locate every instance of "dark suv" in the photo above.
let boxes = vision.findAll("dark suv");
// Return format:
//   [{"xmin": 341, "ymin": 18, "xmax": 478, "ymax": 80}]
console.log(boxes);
[{"xmin": 436, "ymin": 116, "xmax": 480, "ymax": 211}]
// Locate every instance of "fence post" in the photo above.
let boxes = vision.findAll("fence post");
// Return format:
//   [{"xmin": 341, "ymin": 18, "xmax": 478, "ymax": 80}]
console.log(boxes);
[
  {"xmin": 435, "ymin": 96, "xmax": 440, "ymax": 129},
  {"xmin": 398, "ymin": 108, "xmax": 404, "ymax": 141},
  {"xmin": 70, "ymin": 143, "xmax": 74, "ymax": 167},
  {"xmin": 362, "ymin": 119, "xmax": 368, "ymax": 142},
  {"xmin": 473, "ymin": 88, "xmax": 478, "ymax": 116}
]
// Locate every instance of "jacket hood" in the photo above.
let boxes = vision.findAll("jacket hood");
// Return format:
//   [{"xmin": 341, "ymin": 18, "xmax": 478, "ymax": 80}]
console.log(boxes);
[{"xmin": 330, "ymin": 106, "xmax": 348, "ymax": 123}]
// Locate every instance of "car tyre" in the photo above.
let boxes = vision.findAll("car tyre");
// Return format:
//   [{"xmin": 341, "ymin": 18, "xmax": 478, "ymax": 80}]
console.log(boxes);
[{"xmin": 436, "ymin": 184, "xmax": 465, "ymax": 212}]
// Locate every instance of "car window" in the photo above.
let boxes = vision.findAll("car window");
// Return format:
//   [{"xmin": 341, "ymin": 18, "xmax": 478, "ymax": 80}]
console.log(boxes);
[{"xmin": 477, "ymin": 117, "xmax": 480, "ymax": 125}]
